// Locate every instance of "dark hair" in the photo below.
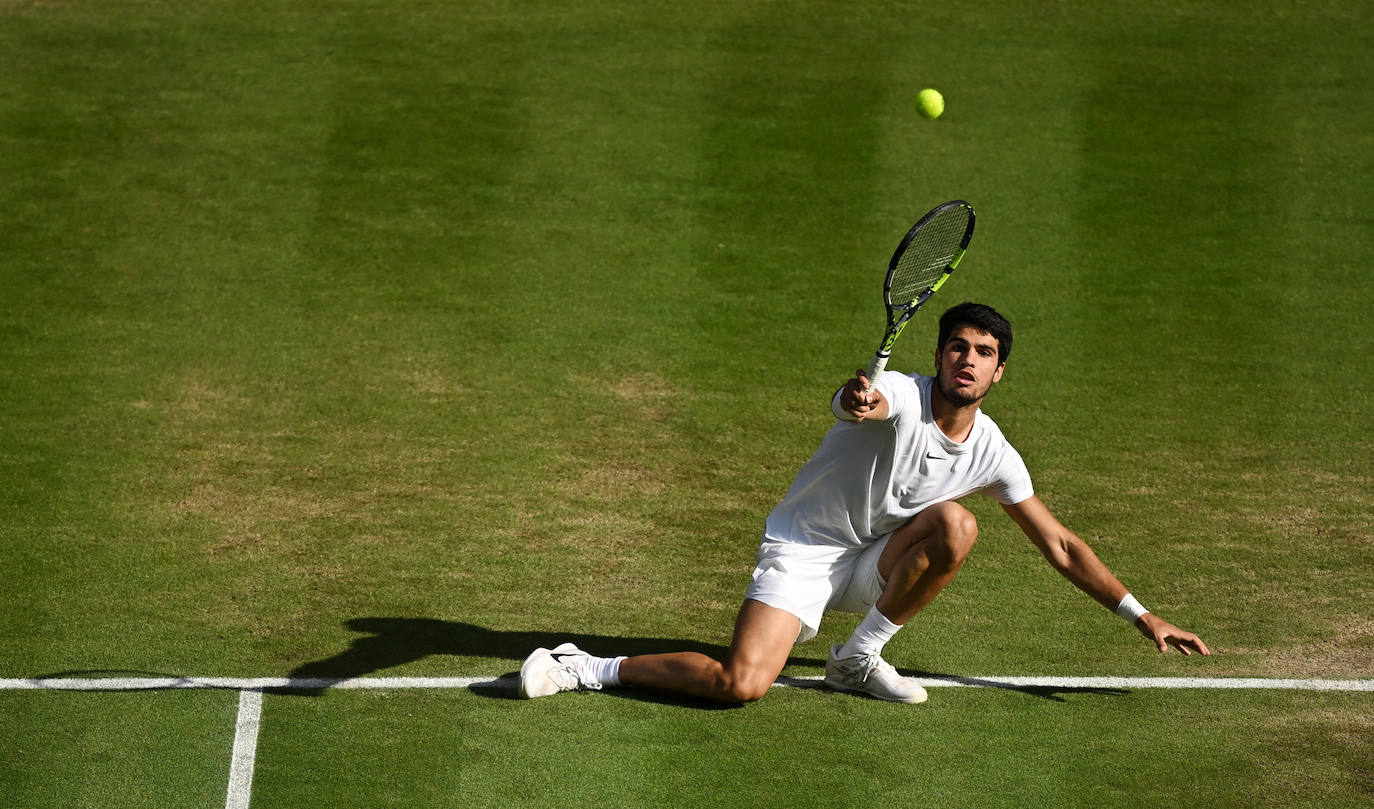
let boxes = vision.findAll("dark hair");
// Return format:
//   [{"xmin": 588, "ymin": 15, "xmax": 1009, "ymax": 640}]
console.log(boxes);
[{"xmin": 937, "ymin": 302, "xmax": 1013, "ymax": 364}]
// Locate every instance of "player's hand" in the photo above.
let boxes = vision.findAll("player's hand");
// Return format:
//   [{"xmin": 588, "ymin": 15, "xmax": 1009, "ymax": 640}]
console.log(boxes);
[
  {"xmin": 841, "ymin": 370, "xmax": 883, "ymax": 420},
  {"xmin": 1136, "ymin": 613, "xmax": 1211, "ymax": 656}
]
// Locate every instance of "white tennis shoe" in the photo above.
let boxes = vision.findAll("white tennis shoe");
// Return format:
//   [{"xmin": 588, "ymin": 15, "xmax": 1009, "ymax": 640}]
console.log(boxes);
[
  {"xmin": 823, "ymin": 644, "xmax": 928, "ymax": 704},
  {"xmin": 518, "ymin": 642, "xmax": 601, "ymax": 698}
]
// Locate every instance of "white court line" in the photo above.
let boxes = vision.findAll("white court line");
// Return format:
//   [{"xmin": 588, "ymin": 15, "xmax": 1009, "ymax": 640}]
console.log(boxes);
[
  {"xmin": 225, "ymin": 689, "xmax": 262, "ymax": 809},
  {"xmin": 6, "ymin": 675, "xmax": 1369, "ymax": 809},
  {"xmin": 1, "ymin": 675, "xmax": 1371, "ymax": 692},
  {"xmin": 6, "ymin": 675, "xmax": 1362, "ymax": 809}
]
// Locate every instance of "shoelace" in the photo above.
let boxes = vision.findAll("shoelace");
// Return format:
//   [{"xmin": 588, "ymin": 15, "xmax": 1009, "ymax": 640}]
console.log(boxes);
[
  {"xmin": 836, "ymin": 653, "xmax": 878, "ymax": 682},
  {"xmin": 551, "ymin": 657, "xmax": 603, "ymax": 691},
  {"xmin": 844, "ymin": 653, "xmax": 896, "ymax": 684},
  {"xmin": 548, "ymin": 663, "xmax": 581, "ymax": 691}
]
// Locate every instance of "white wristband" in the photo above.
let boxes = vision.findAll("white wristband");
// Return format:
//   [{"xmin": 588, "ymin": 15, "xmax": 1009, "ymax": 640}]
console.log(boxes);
[
  {"xmin": 831, "ymin": 387, "xmax": 859, "ymax": 421},
  {"xmin": 1115, "ymin": 593, "xmax": 1149, "ymax": 624}
]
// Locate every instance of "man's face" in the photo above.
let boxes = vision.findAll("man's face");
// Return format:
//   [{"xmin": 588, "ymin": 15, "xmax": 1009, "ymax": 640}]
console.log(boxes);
[{"xmin": 934, "ymin": 325, "xmax": 1005, "ymax": 407}]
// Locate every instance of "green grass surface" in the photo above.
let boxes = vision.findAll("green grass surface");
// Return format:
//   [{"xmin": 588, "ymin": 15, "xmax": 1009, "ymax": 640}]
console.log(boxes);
[
  {"xmin": 0, "ymin": 690, "xmax": 236, "ymax": 808},
  {"xmin": 256, "ymin": 688, "xmax": 1372, "ymax": 809},
  {"xmin": 5, "ymin": 688, "xmax": 1371, "ymax": 809},
  {"xmin": 1, "ymin": 0, "xmax": 1371, "ymax": 806}
]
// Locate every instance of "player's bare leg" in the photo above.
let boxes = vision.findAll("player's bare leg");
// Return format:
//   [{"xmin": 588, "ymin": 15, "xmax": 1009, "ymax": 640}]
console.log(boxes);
[
  {"xmin": 823, "ymin": 501, "xmax": 977, "ymax": 703},
  {"xmin": 617, "ymin": 598, "xmax": 799, "ymax": 703},
  {"xmin": 875, "ymin": 500, "xmax": 979, "ymax": 623}
]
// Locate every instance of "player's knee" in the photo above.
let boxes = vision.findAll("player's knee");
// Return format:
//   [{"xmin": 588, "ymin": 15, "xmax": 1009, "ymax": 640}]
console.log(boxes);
[
  {"xmin": 719, "ymin": 675, "xmax": 774, "ymax": 700},
  {"xmin": 720, "ymin": 667, "xmax": 774, "ymax": 703},
  {"xmin": 933, "ymin": 504, "xmax": 978, "ymax": 568},
  {"xmin": 724, "ymin": 679, "xmax": 771, "ymax": 703}
]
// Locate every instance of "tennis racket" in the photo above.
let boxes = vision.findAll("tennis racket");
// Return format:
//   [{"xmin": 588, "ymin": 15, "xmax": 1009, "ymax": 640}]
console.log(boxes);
[{"xmin": 863, "ymin": 200, "xmax": 976, "ymax": 391}]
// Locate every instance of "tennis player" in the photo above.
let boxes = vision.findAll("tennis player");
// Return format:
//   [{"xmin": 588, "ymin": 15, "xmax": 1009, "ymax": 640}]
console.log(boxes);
[{"xmin": 520, "ymin": 303, "xmax": 1210, "ymax": 704}]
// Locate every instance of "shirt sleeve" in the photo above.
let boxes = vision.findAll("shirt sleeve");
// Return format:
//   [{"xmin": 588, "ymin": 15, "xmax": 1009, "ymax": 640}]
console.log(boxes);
[
  {"xmin": 986, "ymin": 444, "xmax": 1035, "ymax": 505},
  {"xmin": 874, "ymin": 371, "xmax": 920, "ymax": 420}
]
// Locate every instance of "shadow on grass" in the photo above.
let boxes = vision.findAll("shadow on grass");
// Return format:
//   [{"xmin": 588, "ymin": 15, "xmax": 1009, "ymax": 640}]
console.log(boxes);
[
  {"xmin": 279, "ymin": 617, "xmax": 820, "ymax": 705},
  {"xmin": 900, "ymin": 671, "xmax": 1132, "ymax": 703},
  {"xmin": 278, "ymin": 617, "xmax": 1132, "ymax": 705},
  {"xmin": 26, "ymin": 619, "xmax": 1132, "ymax": 707}
]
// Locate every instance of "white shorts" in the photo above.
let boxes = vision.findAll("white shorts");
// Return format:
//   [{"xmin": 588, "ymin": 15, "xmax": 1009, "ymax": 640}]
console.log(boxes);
[{"xmin": 743, "ymin": 534, "xmax": 891, "ymax": 644}]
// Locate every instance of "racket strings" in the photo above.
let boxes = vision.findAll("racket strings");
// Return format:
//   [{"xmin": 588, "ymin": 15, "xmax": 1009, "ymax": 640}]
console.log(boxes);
[{"xmin": 888, "ymin": 209, "xmax": 970, "ymax": 304}]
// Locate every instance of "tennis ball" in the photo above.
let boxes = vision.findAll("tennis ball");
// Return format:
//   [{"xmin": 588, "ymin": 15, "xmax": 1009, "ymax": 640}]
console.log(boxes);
[{"xmin": 916, "ymin": 88, "xmax": 944, "ymax": 119}]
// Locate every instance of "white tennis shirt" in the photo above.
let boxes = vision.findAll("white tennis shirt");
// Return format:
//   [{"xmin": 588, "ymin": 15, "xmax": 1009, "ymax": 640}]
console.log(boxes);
[{"xmin": 763, "ymin": 372, "xmax": 1034, "ymax": 549}]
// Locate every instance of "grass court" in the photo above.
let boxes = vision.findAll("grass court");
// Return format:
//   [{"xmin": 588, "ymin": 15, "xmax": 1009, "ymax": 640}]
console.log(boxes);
[{"xmin": 1, "ymin": 1, "xmax": 1371, "ymax": 806}]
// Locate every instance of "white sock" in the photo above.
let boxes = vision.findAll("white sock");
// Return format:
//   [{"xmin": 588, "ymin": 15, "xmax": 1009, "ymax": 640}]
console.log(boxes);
[
  {"xmin": 837, "ymin": 606, "xmax": 903, "ymax": 659},
  {"xmin": 583, "ymin": 654, "xmax": 626, "ymax": 688}
]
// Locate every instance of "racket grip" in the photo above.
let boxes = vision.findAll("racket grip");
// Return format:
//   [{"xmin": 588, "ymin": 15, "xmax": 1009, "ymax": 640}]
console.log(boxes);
[{"xmin": 864, "ymin": 354, "xmax": 889, "ymax": 392}]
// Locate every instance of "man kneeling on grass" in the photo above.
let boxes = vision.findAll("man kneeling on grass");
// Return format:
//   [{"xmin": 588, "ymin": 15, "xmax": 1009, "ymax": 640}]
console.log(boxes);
[{"xmin": 519, "ymin": 303, "xmax": 1210, "ymax": 704}]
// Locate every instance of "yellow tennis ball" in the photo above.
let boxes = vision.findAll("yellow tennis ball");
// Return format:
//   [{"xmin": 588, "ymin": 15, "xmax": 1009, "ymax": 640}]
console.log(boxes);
[{"xmin": 916, "ymin": 88, "xmax": 944, "ymax": 119}]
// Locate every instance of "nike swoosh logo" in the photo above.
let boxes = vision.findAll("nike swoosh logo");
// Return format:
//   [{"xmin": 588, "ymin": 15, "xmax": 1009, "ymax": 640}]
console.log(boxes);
[{"xmin": 925, "ymin": 452, "xmax": 947, "ymax": 460}]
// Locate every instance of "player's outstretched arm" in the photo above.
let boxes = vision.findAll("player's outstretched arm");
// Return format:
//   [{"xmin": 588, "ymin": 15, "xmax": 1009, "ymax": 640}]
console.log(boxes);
[
  {"xmin": 1001, "ymin": 496, "xmax": 1210, "ymax": 656},
  {"xmin": 832, "ymin": 369, "xmax": 890, "ymax": 422}
]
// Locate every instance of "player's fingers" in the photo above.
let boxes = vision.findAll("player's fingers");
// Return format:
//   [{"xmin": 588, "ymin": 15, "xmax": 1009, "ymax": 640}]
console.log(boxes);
[
  {"xmin": 1177, "ymin": 634, "xmax": 1210, "ymax": 656},
  {"xmin": 1164, "ymin": 632, "xmax": 1208, "ymax": 656}
]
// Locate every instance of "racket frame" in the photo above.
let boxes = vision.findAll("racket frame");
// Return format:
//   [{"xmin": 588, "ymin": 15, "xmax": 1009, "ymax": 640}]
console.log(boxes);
[{"xmin": 864, "ymin": 200, "xmax": 976, "ymax": 389}]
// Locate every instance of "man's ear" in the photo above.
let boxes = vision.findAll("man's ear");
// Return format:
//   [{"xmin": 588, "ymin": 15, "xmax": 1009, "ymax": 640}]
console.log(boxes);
[{"xmin": 992, "ymin": 362, "xmax": 1005, "ymax": 383}]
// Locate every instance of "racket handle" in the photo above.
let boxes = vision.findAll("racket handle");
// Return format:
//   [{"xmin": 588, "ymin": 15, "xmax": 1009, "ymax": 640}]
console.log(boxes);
[{"xmin": 864, "ymin": 353, "xmax": 889, "ymax": 392}]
